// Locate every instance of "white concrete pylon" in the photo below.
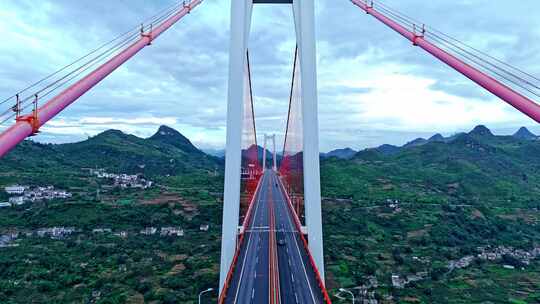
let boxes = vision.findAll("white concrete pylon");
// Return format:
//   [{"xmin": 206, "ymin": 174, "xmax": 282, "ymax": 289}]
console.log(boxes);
[
  {"xmin": 293, "ymin": 0, "xmax": 325, "ymax": 282},
  {"xmin": 219, "ymin": 0, "xmax": 253, "ymax": 293},
  {"xmin": 263, "ymin": 134, "xmax": 277, "ymax": 172},
  {"xmin": 220, "ymin": 0, "xmax": 324, "ymax": 292},
  {"xmin": 272, "ymin": 134, "xmax": 277, "ymax": 171},
  {"xmin": 262, "ymin": 134, "xmax": 267, "ymax": 171}
]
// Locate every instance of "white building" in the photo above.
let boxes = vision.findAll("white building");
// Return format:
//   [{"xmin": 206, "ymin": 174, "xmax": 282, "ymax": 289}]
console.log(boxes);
[
  {"xmin": 161, "ymin": 227, "xmax": 184, "ymax": 237},
  {"xmin": 92, "ymin": 228, "xmax": 112, "ymax": 233},
  {"xmin": 140, "ymin": 227, "xmax": 157, "ymax": 235},
  {"xmin": 37, "ymin": 227, "xmax": 75, "ymax": 238},
  {"xmin": 0, "ymin": 202, "xmax": 11, "ymax": 208},
  {"xmin": 391, "ymin": 274, "xmax": 404, "ymax": 288},
  {"xmin": 114, "ymin": 231, "xmax": 128, "ymax": 238},
  {"xmin": 9, "ymin": 197, "xmax": 24, "ymax": 205},
  {"xmin": 503, "ymin": 265, "xmax": 515, "ymax": 269},
  {"xmin": 5, "ymin": 185, "xmax": 25, "ymax": 194}
]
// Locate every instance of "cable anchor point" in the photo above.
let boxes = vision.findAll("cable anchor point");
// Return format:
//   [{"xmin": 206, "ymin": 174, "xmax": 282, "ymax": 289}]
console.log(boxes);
[
  {"xmin": 412, "ymin": 23, "xmax": 425, "ymax": 46},
  {"xmin": 365, "ymin": 0, "xmax": 373, "ymax": 13},
  {"xmin": 16, "ymin": 94, "xmax": 40, "ymax": 136},
  {"xmin": 183, "ymin": 1, "xmax": 191, "ymax": 13},
  {"xmin": 140, "ymin": 23, "xmax": 153, "ymax": 45}
]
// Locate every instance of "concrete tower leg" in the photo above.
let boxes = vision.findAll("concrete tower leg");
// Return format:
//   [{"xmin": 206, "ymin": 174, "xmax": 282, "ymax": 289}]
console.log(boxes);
[
  {"xmin": 293, "ymin": 0, "xmax": 325, "ymax": 281},
  {"xmin": 219, "ymin": 0, "xmax": 253, "ymax": 293},
  {"xmin": 263, "ymin": 134, "xmax": 267, "ymax": 171}
]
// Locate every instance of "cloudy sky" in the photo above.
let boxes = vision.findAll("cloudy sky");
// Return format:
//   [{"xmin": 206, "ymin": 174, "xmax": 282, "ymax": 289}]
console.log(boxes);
[{"xmin": 0, "ymin": 0, "xmax": 539, "ymax": 152}]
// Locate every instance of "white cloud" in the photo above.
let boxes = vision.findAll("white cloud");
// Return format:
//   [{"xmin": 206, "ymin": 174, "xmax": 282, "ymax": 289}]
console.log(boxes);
[{"xmin": 0, "ymin": 0, "xmax": 539, "ymax": 153}]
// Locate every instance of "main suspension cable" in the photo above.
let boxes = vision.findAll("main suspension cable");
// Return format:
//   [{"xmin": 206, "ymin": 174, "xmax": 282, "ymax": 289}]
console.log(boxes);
[
  {"xmin": 426, "ymin": 32, "xmax": 540, "ymax": 96},
  {"xmin": 0, "ymin": 1, "xmax": 186, "ymax": 125},
  {"xmin": 367, "ymin": 0, "xmax": 540, "ymax": 97}
]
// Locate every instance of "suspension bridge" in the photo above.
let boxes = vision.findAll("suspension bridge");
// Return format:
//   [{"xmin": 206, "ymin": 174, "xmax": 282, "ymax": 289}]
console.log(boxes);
[{"xmin": 0, "ymin": 0, "xmax": 539, "ymax": 303}]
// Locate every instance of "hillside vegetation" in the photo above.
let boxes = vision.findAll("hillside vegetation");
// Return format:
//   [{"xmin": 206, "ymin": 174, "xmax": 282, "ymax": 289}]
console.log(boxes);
[
  {"xmin": 322, "ymin": 125, "xmax": 540, "ymax": 303},
  {"xmin": 0, "ymin": 125, "xmax": 539, "ymax": 303}
]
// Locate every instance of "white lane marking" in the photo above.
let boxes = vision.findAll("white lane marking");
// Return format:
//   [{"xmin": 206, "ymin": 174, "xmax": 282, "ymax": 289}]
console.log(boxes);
[
  {"xmin": 233, "ymin": 174, "xmax": 266, "ymax": 303},
  {"xmin": 274, "ymin": 174, "xmax": 318, "ymax": 304},
  {"xmin": 245, "ymin": 229, "xmax": 271, "ymax": 233}
]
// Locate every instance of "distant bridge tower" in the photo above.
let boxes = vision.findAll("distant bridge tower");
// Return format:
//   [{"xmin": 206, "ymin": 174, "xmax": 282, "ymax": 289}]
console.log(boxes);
[
  {"xmin": 219, "ymin": 0, "xmax": 324, "ymax": 292},
  {"xmin": 272, "ymin": 134, "xmax": 277, "ymax": 171},
  {"xmin": 262, "ymin": 134, "xmax": 277, "ymax": 171}
]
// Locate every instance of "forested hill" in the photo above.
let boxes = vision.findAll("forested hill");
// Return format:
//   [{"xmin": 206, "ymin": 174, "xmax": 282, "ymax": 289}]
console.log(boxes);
[
  {"xmin": 0, "ymin": 124, "xmax": 539, "ymax": 302},
  {"xmin": 3, "ymin": 123, "xmax": 540, "ymax": 205},
  {"xmin": 0, "ymin": 125, "xmax": 222, "ymax": 181},
  {"xmin": 321, "ymin": 125, "xmax": 540, "ymax": 208},
  {"xmin": 320, "ymin": 127, "xmax": 540, "ymax": 303}
]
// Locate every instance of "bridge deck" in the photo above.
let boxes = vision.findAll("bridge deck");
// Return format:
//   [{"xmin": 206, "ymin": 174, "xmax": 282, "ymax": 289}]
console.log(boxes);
[{"xmin": 224, "ymin": 171, "xmax": 324, "ymax": 303}]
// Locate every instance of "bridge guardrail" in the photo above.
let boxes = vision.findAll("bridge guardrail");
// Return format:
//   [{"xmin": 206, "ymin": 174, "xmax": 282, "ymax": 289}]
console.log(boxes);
[
  {"xmin": 276, "ymin": 175, "xmax": 333, "ymax": 304},
  {"xmin": 218, "ymin": 174, "xmax": 264, "ymax": 303}
]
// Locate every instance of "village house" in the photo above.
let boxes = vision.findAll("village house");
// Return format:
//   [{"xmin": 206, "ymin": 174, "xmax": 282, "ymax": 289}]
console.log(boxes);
[
  {"xmin": 24, "ymin": 187, "xmax": 72, "ymax": 201},
  {"xmin": 140, "ymin": 227, "xmax": 157, "ymax": 235},
  {"xmin": 448, "ymin": 255, "xmax": 474, "ymax": 269},
  {"xmin": 160, "ymin": 227, "xmax": 184, "ymax": 237},
  {"xmin": 36, "ymin": 227, "xmax": 76, "ymax": 239},
  {"xmin": 92, "ymin": 169, "xmax": 153, "ymax": 189},
  {"xmin": 114, "ymin": 231, "xmax": 128, "ymax": 238},
  {"xmin": 391, "ymin": 271, "xmax": 428, "ymax": 289},
  {"xmin": 4, "ymin": 185, "xmax": 26, "ymax": 194},
  {"xmin": 503, "ymin": 265, "xmax": 515, "ymax": 269},
  {"xmin": 9, "ymin": 197, "xmax": 24, "ymax": 205},
  {"xmin": 391, "ymin": 274, "xmax": 405, "ymax": 288},
  {"xmin": 0, "ymin": 232, "xmax": 19, "ymax": 248},
  {"xmin": 446, "ymin": 245, "xmax": 540, "ymax": 271},
  {"xmin": 4, "ymin": 185, "xmax": 72, "ymax": 205},
  {"xmin": 92, "ymin": 228, "xmax": 112, "ymax": 233}
]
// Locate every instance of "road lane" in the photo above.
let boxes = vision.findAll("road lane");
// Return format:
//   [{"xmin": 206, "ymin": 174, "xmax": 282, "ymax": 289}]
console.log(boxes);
[
  {"xmin": 225, "ymin": 173, "xmax": 270, "ymax": 304},
  {"xmin": 270, "ymin": 171, "xmax": 325, "ymax": 304},
  {"xmin": 224, "ymin": 170, "xmax": 325, "ymax": 304}
]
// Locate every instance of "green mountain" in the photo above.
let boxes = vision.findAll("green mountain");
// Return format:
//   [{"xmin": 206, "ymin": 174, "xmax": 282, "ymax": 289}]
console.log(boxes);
[
  {"xmin": 147, "ymin": 125, "xmax": 201, "ymax": 154},
  {"xmin": 322, "ymin": 125, "xmax": 540, "ymax": 208},
  {"xmin": 321, "ymin": 126, "xmax": 540, "ymax": 303},
  {"xmin": 1, "ymin": 124, "xmax": 539, "ymax": 303},
  {"xmin": 0, "ymin": 125, "xmax": 222, "ymax": 182},
  {"xmin": 322, "ymin": 148, "xmax": 357, "ymax": 159},
  {"xmin": 513, "ymin": 126, "xmax": 537, "ymax": 140}
]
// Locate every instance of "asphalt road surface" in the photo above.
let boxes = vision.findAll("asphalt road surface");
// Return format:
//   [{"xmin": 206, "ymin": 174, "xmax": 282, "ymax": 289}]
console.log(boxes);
[
  {"xmin": 224, "ymin": 171, "xmax": 324, "ymax": 303},
  {"xmin": 270, "ymin": 171, "xmax": 325, "ymax": 304},
  {"xmin": 225, "ymin": 172, "xmax": 270, "ymax": 304}
]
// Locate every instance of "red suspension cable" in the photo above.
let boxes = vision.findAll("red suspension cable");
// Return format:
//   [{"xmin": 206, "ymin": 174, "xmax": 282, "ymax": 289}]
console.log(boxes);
[
  {"xmin": 0, "ymin": 0, "xmax": 203, "ymax": 157},
  {"xmin": 351, "ymin": 0, "xmax": 540, "ymax": 123}
]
